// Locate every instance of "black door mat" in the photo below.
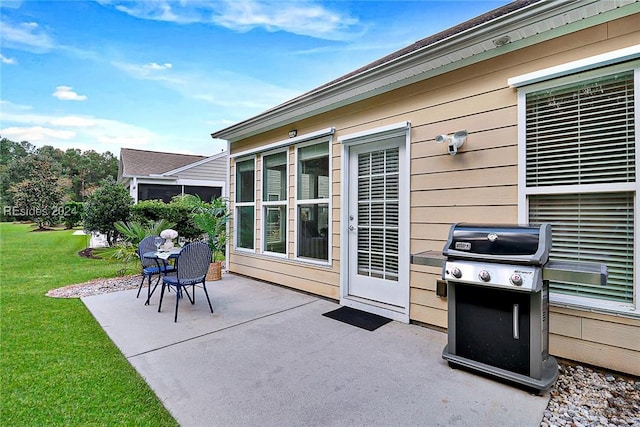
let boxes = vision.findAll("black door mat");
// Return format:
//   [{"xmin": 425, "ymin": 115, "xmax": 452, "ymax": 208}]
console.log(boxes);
[{"xmin": 322, "ymin": 306, "xmax": 392, "ymax": 331}]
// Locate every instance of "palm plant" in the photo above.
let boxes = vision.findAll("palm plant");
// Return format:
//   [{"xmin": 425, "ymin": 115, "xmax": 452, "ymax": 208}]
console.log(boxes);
[
  {"xmin": 108, "ymin": 219, "xmax": 176, "ymax": 274},
  {"xmin": 190, "ymin": 196, "xmax": 230, "ymax": 262}
]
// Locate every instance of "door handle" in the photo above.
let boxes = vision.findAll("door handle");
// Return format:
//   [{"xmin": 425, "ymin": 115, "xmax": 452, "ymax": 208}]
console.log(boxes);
[{"xmin": 513, "ymin": 304, "xmax": 519, "ymax": 339}]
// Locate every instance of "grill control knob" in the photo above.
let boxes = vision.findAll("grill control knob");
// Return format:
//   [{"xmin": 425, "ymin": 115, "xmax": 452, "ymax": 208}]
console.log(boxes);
[
  {"xmin": 479, "ymin": 270, "xmax": 491, "ymax": 282},
  {"xmin": 451, "ymin": 267, "xmax": 462, "ymax": 279},
  {"xmin": 510, "ymin": 273, "xmax": 523, "ymax": 286}
]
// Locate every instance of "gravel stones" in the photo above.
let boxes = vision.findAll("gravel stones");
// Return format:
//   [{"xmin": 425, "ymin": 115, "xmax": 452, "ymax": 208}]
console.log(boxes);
[
  {"xmin": 543, "ymin": 362, "xmax": 640, "ymax": 427},
  {"xmin": 45, "ymin": 275, "xmax": 142, "ymax": 298}
]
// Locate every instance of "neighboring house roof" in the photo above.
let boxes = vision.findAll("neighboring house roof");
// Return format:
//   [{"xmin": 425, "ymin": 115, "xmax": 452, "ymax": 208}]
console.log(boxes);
[
  {"xmin": 119, "ymin": 148, "xmax": 207, "ymax": 178},
  {"xmin": 211, "ymin": 0, "xmax": 639, "ymax": 142}
]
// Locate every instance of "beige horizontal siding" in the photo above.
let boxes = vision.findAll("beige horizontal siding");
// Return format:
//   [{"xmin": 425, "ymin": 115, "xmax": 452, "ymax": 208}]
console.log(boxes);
[
  {"xmin": 550, "ymin": 308, "xmax": 640, "ymax": 375},
  {"xmin": 550, "ymin": 335, "xmax": 640, "ymax": 376},
  {"xmin": 229, "ymin": 253, "xmax": 339, "ymax": 300}
]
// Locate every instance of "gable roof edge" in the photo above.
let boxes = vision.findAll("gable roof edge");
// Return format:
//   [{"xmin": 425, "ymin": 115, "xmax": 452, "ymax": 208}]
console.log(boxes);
[{"xmin": 161, "ymin": 150, "xmax": 228, "ymax": 176}]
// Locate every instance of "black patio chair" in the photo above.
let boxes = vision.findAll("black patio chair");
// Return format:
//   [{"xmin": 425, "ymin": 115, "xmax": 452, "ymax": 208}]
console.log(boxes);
[
  {"xmin": 137, "ymin": 235, "xmax": 176, "ymax": 302},
  {"xmin": 158, "ymin": 241, "xmax": 213, "ymax": 322}
]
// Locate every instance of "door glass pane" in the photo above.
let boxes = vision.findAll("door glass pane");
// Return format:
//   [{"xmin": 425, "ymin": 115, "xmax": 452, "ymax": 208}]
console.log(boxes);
[{"xmin": 356, "ymin": 148, "xmax": 400, "ymax": 281}]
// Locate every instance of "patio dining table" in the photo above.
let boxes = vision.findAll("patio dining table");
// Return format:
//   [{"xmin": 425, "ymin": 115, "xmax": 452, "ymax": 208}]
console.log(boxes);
[{"xmin": 142, "ymin": 248, "xmax": 182, "ymax": 305}]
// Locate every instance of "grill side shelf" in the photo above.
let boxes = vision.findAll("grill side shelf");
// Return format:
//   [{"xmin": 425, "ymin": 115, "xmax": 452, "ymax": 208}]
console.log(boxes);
[
  {"xmin": 542, "ymin": 260, "xmax": 608, "ymax": 286},
  {"xmin": 411, "ymin": 251, "xmax": 445, "ymax": 268}
]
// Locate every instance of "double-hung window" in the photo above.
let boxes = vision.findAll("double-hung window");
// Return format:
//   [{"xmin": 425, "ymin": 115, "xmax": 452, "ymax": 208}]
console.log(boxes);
[
  {"xmin": 235, "ymin": 158, "xmax": 255, "ymax": 250},
  {"xmin": 262, "ymin": 151, "xmax": 288, "ymax": 254},
  {"xmin": 518, "ymin": 62, "xmax": 638, "ymax": 313},
  {"xmin": 296, "ymin": 142, "xmax": 330, "ymax": 261}
]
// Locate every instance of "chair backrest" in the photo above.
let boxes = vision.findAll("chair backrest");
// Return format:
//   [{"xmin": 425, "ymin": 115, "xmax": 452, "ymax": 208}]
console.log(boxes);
[
  {"xmin": 138, "ymin": 235, "xmax": 163, "ymax": 268},
  {"xmin": 175, "ymin": 242, "xmax": 212, "ymax": 282}
]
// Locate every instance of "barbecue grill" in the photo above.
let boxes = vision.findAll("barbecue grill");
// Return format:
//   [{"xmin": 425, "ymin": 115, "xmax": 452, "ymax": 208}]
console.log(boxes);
[{"xmin": 411, "ymin": 223, "xmax": 608, "ymax": 393}]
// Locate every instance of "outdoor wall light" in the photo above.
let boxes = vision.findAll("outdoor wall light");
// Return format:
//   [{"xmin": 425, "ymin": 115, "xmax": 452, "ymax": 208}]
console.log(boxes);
[
  {"xmin": 436, "ymin": 130, "xmax": 467, "ymax": 155},
  {"xmin": 288, "ymin": 129, "xmax": 298, "ymax": 138},
  {"xmin": 493, "ymin": 35, "xmax": 511, "ymax": 47}
]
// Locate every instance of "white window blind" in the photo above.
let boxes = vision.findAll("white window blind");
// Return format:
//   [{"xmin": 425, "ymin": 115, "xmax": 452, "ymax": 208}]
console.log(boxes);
[
  {"xmin": 529, "ymin": 192, "xmax": 634, "ymax": 303},
  {"xmin": 524, "ymin": 68, "xmax": 636, "ymax": 305},
  {"xmin": 526, "ymin": 71, "xmax": 635, "ymax": 186},
  {"xmin": 357, "ymin": 147, "xmax": 399, "ymax": 281}
]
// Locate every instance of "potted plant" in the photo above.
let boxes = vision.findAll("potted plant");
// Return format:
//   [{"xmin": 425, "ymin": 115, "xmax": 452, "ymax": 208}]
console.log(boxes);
[{"xmin": 191, "ymin": 196, "xmax": 230, "ymax": 281}]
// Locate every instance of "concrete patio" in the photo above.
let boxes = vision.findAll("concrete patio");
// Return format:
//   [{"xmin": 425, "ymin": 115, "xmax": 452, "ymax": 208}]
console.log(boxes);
[{"xmin": 82, "ymin": 273, "xmax": 549, "ymax": 426}]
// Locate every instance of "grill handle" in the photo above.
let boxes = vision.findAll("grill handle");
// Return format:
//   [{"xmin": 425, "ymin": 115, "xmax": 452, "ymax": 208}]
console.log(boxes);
[{"xmin": 513, "ymin": 304, "xmax": 520, "ymax": 340}]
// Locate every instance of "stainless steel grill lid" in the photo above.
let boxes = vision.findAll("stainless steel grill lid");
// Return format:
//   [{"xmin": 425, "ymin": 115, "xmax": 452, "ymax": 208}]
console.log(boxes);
[{"xmin": 443, "ymin": 223, "xmax": 551, "ymax": 266}]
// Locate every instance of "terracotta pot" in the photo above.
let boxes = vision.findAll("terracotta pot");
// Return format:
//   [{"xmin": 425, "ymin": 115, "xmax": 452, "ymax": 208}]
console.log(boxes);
[{"xmin": 206, "ymin": 261, "xmax": 222, "ymax": 281}]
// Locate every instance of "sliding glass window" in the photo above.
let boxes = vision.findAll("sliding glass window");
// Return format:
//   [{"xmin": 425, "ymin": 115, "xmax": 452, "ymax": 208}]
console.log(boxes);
[
  {"xmin": 235, "ymin": 158, "xmax": 255, "ymax": 250},
  {"xmin": 296, "ymin": 142, "xmax": 330, "ymax": 261},
  {"xmin": 262, "ymin": 151, "xmax": 288, "ymax": 254}
]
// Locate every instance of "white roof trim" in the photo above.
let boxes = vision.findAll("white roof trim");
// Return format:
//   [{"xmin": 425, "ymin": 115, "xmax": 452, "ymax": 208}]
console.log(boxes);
[
  {"xmin": 230, "ymin": 127, "xmax": 335, "ymax": 159},
  {"xmin": 162, "ymin": 150, "xmax": 228, "ymax": 176},
  {"xmin": 508, "ymin": 45, "xmax": 640, "ymax": 87}
]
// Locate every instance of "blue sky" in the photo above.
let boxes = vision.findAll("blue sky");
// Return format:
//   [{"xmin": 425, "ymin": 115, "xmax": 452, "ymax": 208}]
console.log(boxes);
[{"xmin": 0, "ymin": 0, "xmax": 510, "ymax": 157}]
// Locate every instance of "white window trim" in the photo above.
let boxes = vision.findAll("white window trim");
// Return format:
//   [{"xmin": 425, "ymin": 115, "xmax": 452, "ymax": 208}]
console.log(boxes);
[
  {"xmin": 261, "ymin": 149, "xmax": 289, "ymax": 258},
  {"xmin": 508, "ymin": 45, "xmax": 640, "ymax": 88},
  {"xmin": 294, "ymin": 137, "xmax": 333, "ymax": 265},
  {"xmin": 516, "ymin": 62, "xmax": 639, "ymax": 317},
  {"xmin": 230, "ymin": 127, "xmax": 335, "ymax": 159},
  {"xmin": 234, "ymin": 156, "xmax": 257, "ymax": 253}
]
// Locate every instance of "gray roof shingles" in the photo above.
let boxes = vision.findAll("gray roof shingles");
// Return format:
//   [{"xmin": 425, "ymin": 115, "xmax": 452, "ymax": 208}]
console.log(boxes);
[{"xmin": 120, "ymin": 148, "xmax": 206, "ymax": 177}]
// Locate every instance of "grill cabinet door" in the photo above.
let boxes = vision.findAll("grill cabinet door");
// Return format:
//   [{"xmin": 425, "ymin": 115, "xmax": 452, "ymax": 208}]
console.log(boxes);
[{"xmin": 454, "ymin": 284, "xmax": 531, "ymax": 376}]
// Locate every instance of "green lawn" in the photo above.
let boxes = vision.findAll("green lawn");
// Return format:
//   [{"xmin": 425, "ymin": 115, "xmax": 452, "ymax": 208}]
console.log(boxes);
[{"xmin": 0, "ymin": 223, "xmax": 177, "ymax": 426}]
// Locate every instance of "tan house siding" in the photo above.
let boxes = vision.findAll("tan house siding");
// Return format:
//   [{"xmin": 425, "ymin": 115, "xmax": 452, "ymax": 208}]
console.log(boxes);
[{"xmin": 226, "ymin": 14, "xmax": 640, "ymax": 375}]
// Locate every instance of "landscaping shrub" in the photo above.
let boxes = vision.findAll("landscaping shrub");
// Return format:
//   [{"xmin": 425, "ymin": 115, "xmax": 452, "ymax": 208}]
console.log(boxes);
[
  {"xmin": 130, "ymin": 197, "xmax": 202, "ymax": 240},
  {"xmin": 62, "ymin": 200, "xmax": 84, "ymax": 229}
]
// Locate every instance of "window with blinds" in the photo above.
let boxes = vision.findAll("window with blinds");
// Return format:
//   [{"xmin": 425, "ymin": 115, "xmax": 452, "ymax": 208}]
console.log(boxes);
[
  {"xmin": 529, "ymin": 192, "xmax": 634, "ymax": 303},
  {"xmin": 524, "ymin": 68, "xmax": 636, "ymax": 305},
  {"xmin": 526, "ymin": 71, "xmax": 635, "ymax": 186}
]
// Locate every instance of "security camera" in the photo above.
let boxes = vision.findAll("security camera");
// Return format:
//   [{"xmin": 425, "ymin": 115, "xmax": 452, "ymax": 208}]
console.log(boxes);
[
  {"xmin": 448, "ymin": 130, "xmax": 467, "ymax": 156},
  {"xmin": 448, "ymin": 141, "xmax": 459, "ymax": 155}
]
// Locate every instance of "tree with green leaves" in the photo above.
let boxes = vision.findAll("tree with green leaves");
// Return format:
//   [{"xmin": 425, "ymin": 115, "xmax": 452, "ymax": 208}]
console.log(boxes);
[
  {"xmin": 83, "ymin": 177, "xmax": 133, "ymax": 245},
  {"xmin": 1, "ymin": 138, "xmax": 119, "ymax": 221},
  {"xmin": 8, "ymin": 161, "xmax": 69, "ymax": 229}
]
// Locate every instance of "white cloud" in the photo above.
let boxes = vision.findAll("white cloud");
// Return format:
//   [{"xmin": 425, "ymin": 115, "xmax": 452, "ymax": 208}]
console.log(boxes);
[
  {"xmin": 97, "ymin": 0, "xmax": 365, "ymax": 41},
  {"xmin": 213, "ymin": 0, "xmax": 365, "ymax": 41},
  {"xmin": 0, "ymin": 20, "xmax": 55, "ymax": 52},
  {"xmin": 50, "ymin": 116, "xmax": 96, "ymax": 127},
  {"xmin": 144, "ymin": 62, "xmax": 173, "ymax": 70},
  {"xmin": 52, "ymin": 86, "xmax": 88, "ymax": 101},
  {"xmin": 0, "ymin": 53, "xmax": 17, "ymax": 64},
  {"xmin": 1, "ymin": 126, "xmax": 76, "ymax": 142},
  {"xmin": 111, "ymin": 60, "xmax": 299, "ymax": 115},
  {"xmin": 0, "ymin": 100, "xmax": 160, "ymax": 154}
]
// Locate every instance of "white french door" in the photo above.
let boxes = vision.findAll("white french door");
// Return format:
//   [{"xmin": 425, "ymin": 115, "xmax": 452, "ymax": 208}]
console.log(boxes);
[{"xmin": 346, "ymin": 138, "xmax": 406, "ymax": 309}]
